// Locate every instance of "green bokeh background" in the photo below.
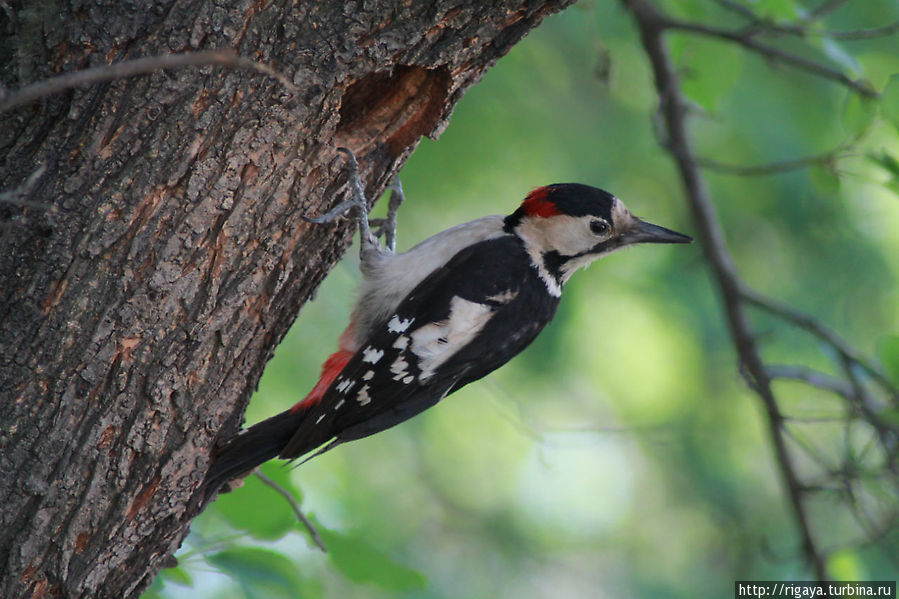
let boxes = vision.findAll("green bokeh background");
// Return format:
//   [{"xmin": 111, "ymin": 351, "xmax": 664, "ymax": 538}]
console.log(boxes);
[{"xmin": 151, "ymin": 1, "xmax": 899, "ymax": 597}]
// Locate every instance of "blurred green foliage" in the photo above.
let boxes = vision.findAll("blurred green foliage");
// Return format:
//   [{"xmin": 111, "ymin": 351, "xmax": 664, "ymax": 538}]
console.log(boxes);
[{"xmin": 148, "ymin": 1, "xmax": 899, "ymax": 597}]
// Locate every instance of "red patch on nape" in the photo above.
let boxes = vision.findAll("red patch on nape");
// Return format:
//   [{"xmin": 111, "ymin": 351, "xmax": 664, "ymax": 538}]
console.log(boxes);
[
  {"xmin": 290, "ymin": 349, "xmax": 354, "ymax": 412},
  {"xmin": 520, "ymin": 186, "xmax": 561, "ymax": 218}
]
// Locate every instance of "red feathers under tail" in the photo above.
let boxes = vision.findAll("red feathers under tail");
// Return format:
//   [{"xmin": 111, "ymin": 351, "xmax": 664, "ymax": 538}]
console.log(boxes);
[
  {"xmin": 204, "ymin": 341, "xmax": 356, "ymax": 503},
  {"xmin": 289, "ymin": 348, "xmax": 353, "ymax": 412}
]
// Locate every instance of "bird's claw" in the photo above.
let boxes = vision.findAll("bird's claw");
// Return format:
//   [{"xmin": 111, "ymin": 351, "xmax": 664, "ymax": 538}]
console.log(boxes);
[
  {"xmin": 302, "ymin": 198, "xmax": 360, "ymax": 224},
  {"xmin": 305, "ymin": 148, "xmax": 405, "ymax": 256}
]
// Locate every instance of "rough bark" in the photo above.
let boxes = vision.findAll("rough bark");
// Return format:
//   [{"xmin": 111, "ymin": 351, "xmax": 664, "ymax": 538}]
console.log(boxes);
[{"xmin": 0, "ymin": 1, "xmax": 573, "ymax": 597}]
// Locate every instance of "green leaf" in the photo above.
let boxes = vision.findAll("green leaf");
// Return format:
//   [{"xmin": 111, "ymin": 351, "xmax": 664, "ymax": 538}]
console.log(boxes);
[
  {"xmin": 882, "ymin": 74, "xmax": 899, "ymax": 132},
  {"xmin": 212, "ymin": 473, "xmax": 296, "ymax": 540},
  {"xmin": 670, "ymin": 36, "xmax": 743, "ymax": 111},
  {"xmin": 755, "ymin": 0, "xmax": 797, "ymax": 20},
  {"xmin": 843, "ymin": 91, "xmax": 876, "ymax": 136},
  {"xmin": 877, "ymin": 334, "xmax": 899, "ymax": 385},
  {"xmin": 208, "ymin": 547, "xmax": 302, "ymax": 597},
  {"xmin": 866, "ymin": 151, "xmax": 899, "ymax": 196},
  {"xmin": 756, "ymin": 0, "xmax": 798, "ymax": 21},
  {"xmin": 659, "ymin": 0, "xmax": 709, "ymax": 20},
  {"xmin": 319, "ymin": 527, "xmax": 427, "ymax": 591},
  {"xmin": 868, "ymin": 150, "xmax": 899, "ymax": 178},
  {"xmin": 160, "ymin": 565, "xmax": 193, "ymax": 587}
]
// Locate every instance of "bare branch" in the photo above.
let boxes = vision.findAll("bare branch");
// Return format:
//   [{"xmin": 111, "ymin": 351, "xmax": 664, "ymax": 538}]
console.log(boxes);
[
  {"xmin": 714, "ymin": 1, "xmax": 899, "ymax": 41},
  {"xmin": 255, "ymin": 472, "xmax": 326, "ymax": 552},
  {"xmin": 624, "ymin": 0, "xmax": 830, "ymax": 580},
  {"xmin": 740, "ymin": 287, "xmax": 899, "ymax": 403},
  {"xmin": 653, "ymin": 17, "xmax": 875, "ymax": 97},
  {"xmin": 782, "ymin": 424, "xmax": 838, "ymax": 474},
  {"xmin": 823, "ymin": 21, "xmax": 899, "ymax": 40},
  {"xmin": 0, "ymin": 50, "xmax": 300, "ymax": 113},
  {"xmin": 695, "ymin": 148, "xmax": 851, "ymax": 177},
  {"xmin": 767, "ymin": 364, "xmax": 854, "ymax": 399}
]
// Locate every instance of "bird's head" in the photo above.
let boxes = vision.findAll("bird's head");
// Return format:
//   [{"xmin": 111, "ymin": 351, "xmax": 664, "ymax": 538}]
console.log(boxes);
[{"xmin": 504, "ymin": 183, "xmax": 692, "ymax": 286}]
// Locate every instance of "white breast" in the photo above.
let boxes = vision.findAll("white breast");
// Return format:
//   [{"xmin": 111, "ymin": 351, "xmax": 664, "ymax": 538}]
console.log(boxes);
[{"xmin": 350, "ymin": 215, "xmax": 507, "ymax": 340}]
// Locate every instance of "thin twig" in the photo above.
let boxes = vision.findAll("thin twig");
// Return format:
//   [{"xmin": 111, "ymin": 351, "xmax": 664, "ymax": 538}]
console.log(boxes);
[
  {"xmin": 255, "ymin": 472, "xmax": 327, "ymax": 552},
  {"xmin": 714, "ymin": 1, "xmax": 899, "ymax": 41},
  {"xmin": 826, "ymin": 21, "xmax": 899, "ymax": 40},
  {"xmin": 654, "ymin": 17, "xmax": 875, "ymax": 97},
  {"xmin": 767, "ymin": 364, "xmax": 853, "ymax": 399},
  {"xmin": 695, "ymin": 149, "xmax": 850, "ymax": 177},
  {"xmin": 839, "ymin": 353, "xmax": 899, "ymax": 472},
  {"xmin": 0, "ymin": 50, "xmax": 300, "ymax": 113},
  {"xmin": 741, "ymin": 287, "xmax": 899, "ymax": 403},
  {"xmin": 624, "ymin": 0, "xmax": 830, "ymax": 580},
  {"xmin": 782, "ymin": 424, "xmax": 837, "ymax": 473}
]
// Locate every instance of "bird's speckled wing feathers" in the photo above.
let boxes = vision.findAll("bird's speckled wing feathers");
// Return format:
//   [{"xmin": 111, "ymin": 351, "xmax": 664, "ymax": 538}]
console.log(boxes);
[{"xmin": 280, "ymin": 234, "xmax": 560, "ymax": 458}]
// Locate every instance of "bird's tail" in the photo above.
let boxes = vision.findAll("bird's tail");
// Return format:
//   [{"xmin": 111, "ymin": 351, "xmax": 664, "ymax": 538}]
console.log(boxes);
[
  {"xmin": 202, "ymin": 408, "xmax": 308, "ymax": 503},
  {"xmin": 202, "ymin": 347, "xmax": 355, "ymax": 504}
]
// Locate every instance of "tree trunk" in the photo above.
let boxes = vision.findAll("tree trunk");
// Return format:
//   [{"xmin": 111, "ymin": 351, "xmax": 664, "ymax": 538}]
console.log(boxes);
[{"xmin": 0, "ymin": 1, "xmax": 572, "ymax": 597}]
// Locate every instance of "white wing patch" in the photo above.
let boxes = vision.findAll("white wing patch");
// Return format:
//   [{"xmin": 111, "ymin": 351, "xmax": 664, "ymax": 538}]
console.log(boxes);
[
  {"xmin": 390, "ymin": 356, "xmax": 410, "ymax": 381},
  {"xmin": 387, "ymin": 315, "xmax": 414, "ymax": 333},
  {"xmin": 361, "ymin": 347, "xmax": 384, "ymax": 364},
  {"xmin": 392, "ymin": 335, "xmax": 409, "ymax": 350},
  {"xmin": 362, "ymin": 370, "xmax": 375, "ymax": 381},
  {"xmin": 410, "ymin": 296, "xmax": 495, "ymax": 380},
  {"xmin": 335, "ymin": 378, "xmax": 354, "ymax": 394},
  {"xmin": 356, "ymin": 384, "xmax": 372, "ymax": 405}
]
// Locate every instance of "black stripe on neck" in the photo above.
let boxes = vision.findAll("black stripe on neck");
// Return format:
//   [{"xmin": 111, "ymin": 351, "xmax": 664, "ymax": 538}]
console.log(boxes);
[
  {"xmin": 541, "ymin": 250, "xmax": 567, "ymax": 285},
  {"xmin": 503, "ymin": 209, "xmax": 525, "ymax": 233}
]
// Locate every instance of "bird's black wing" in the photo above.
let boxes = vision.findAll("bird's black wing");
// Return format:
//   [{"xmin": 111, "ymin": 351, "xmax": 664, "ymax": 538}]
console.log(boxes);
[{"xmin": 280, "ymin": 234, "xmax": 560, "ymax": 458}]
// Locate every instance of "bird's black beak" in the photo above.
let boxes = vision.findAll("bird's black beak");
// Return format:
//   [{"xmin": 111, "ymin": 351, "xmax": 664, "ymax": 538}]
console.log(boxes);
[{"xmin": 621, "ymin": 218, "xmax": 693, "ymax": 245}]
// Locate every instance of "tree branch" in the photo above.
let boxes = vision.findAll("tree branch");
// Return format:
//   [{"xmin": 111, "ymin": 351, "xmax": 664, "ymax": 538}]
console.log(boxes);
[
  {"xmin": 767, "ymin": 364, "xmax": 854, "ymax": 399},
  {"xmin": 653, "ymin": 16, "xmax": 875, "ymax": 97},
  {"xmin": 825, "ymin": 21, "xmax": 899, "ymax": 40},
  {"xmin": 740, "ymin": 287, "xmax": 899, "ymax": 403},
  {"xmin": 255, "ymin": 472, "xmax": 327, "ymax": 552},
  {"xmin": 0, "ymin": 50, "xmax": 300, "ymax": 113},
  {"xmin": 624, "ymin": 0, "xmax": 830, "ymax": 580},
  {"xmin": 695, "ymin": 147, "xmax": 852, "ymax": 177},
  {"xmin": 714, "ymin": 0, "xmax": 899, "ymax": 41}
]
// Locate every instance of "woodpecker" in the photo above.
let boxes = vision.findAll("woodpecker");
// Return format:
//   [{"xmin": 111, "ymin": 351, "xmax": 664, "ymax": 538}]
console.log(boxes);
[{"xmin": 204, "ymin": 151, "xmax": 692, "ymax": 500}]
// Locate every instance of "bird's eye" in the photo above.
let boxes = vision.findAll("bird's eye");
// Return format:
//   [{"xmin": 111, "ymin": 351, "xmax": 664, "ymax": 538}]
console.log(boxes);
[{"xmin": 590, "ymin": 219, "xmax": 610, "ymax": 235}]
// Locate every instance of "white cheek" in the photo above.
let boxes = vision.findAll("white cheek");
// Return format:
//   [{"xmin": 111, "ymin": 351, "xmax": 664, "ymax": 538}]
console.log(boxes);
[{"xmin": 543, "ymin": 216, "xmax": 598, "ymax": 256}]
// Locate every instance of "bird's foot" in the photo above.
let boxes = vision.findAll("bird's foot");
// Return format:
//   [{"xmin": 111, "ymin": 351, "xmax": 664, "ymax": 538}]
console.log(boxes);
[
  {"xmin": 303, "ymin": 148, "xmax": 376, "ymax": 249},
  {"xmin": 369, "ymin": 176, "xmax": 404, "ymax": 253},
  {"xmin": 303, "ymin": 148, "xmax": 405, "ymax": 257}
]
